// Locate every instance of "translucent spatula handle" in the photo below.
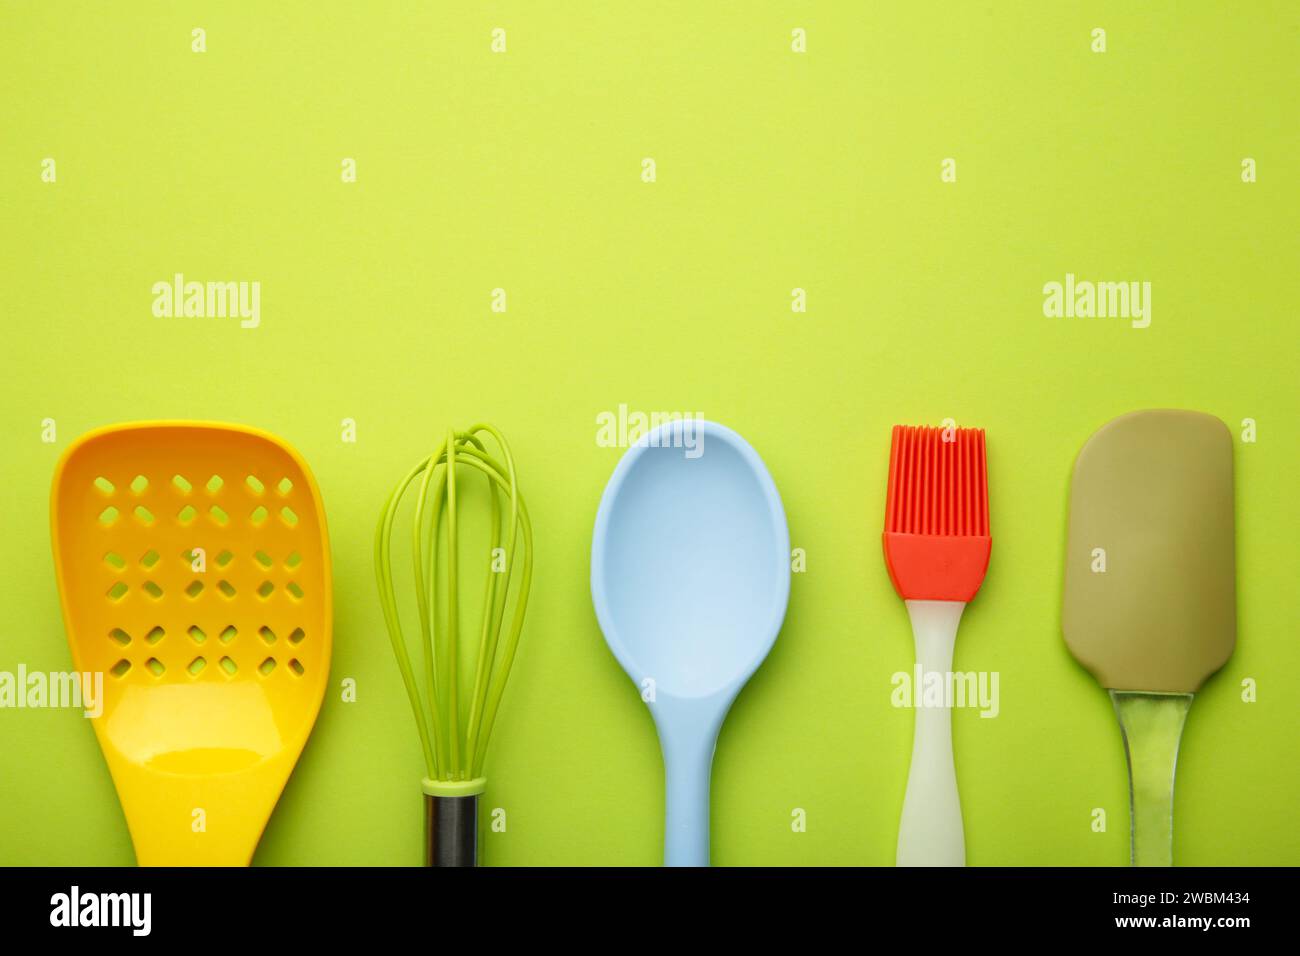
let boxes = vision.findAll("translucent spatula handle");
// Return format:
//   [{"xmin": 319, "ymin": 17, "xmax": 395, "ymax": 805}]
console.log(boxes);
[{"xmin": 1110, "ymin": 691, "xmax": 1192, "ymax": 867}]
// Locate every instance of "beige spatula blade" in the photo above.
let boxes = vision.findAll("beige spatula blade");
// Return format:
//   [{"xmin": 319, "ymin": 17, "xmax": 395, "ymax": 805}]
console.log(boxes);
[
  {"xmin": 1063, "ymin": 409, "xmax": 1235, "ymax": 693},
  {"xmin": 1063, "ymin": 409, "xmax": 1236, "ymax": 866}
]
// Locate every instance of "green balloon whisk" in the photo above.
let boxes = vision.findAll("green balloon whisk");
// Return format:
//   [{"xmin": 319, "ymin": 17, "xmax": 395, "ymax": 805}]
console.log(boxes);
[{"xmin": 375, "ymin": 425, "xmax": 533, "ymax": 866}]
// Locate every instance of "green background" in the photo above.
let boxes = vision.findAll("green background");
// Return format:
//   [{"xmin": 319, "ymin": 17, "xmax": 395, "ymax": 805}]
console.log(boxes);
[{"xmin": 2, "ymin": 2, "xmax": 1297, "ymax": 866}]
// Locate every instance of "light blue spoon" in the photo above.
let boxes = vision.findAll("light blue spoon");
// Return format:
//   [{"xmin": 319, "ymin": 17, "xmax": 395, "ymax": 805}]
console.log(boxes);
[{"xmin": 591, "ymin": 419, "xmax": 790, "ymax": 866}]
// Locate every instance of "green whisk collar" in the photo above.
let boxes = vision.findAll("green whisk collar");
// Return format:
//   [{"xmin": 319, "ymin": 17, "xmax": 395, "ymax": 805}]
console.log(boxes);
[{"xmin": 422, "ymin": 777, "xmax": 487, "ymax": 798}]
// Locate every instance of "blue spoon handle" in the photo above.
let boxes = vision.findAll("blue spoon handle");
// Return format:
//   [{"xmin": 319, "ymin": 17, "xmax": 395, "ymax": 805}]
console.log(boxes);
[{"xmin": 661, "ymin": 725, "xmax": 717, "ymax": 866}]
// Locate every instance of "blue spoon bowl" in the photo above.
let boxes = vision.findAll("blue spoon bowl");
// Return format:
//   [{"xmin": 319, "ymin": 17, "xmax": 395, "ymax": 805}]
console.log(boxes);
[{"xmin": 591, "ymin": 419, "xmax": 790, "ymax": 866}]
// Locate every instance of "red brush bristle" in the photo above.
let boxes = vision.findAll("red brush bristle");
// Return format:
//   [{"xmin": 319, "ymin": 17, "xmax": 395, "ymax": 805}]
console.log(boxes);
[
  {"xmin": 885, "ymin": 425, "xmax": 988, "ymax": 536},
  {"xmin": 883, "ymin": 425, "xmax": 991, "ymax": 603}
]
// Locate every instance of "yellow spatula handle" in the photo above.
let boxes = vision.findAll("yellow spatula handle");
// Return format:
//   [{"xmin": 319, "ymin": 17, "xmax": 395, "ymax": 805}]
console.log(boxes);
[{"xmin": 1110, "ymin": 691, "xmax": 1192, "ymax": 867}]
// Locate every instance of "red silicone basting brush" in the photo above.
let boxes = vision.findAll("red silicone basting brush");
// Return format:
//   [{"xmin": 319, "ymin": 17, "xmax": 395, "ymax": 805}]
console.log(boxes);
[{"xmin": 883, "ymin": 425, "xmax": 991, "ymax": 867}]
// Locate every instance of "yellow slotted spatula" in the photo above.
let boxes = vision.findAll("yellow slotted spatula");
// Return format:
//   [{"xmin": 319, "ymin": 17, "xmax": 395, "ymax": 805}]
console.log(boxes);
[{"xmin": 51, "ymin": 421, "xmax": 332, "ymax": 866}]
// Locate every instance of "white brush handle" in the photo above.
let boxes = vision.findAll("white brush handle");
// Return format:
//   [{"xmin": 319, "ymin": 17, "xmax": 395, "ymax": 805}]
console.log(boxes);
[{"xmin": 897, "ymin": 599, "xmax": 967, "ymax": 867}]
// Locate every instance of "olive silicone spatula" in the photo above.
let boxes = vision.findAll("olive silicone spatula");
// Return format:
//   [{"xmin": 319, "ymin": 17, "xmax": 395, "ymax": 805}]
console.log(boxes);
[
  {"xmin": 51, "ymin": 421, "xmax": 332, "ymax": 865},
  {"xmin": 1062, "ymin": 409, "xmax": 1235, "ymax": 867}
]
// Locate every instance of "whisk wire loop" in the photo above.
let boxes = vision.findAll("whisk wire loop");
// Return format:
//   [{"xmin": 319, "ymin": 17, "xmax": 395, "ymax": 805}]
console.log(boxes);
[{"xmin": 375, "ymin": 426, "xmax": 533, "ymax": 786}]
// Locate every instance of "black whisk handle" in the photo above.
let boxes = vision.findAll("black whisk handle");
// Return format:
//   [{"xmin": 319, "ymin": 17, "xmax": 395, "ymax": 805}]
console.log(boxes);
[{"xmin": 424, "ymin": 793, "xmax": 479, "ymax": 867}]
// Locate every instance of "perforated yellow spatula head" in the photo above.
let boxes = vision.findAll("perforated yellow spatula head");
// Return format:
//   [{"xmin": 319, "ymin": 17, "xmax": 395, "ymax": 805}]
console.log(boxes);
[{"xmin": 51, "ymin": 422, "xmax": 332, "ymax": 866}]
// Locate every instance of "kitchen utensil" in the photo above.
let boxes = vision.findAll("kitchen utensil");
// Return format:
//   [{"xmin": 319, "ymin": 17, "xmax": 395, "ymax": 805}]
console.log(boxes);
[
  {"xmin": 1063, "ymin": 409, "xmax": 1235, "ymax": 866},
  {"xmin": 591, "ymin": 419, "xmax": 790, "ymax": 866},
  {"xmin": 883, "ymin": 424, "xmax": 991, "ymax": 867},
  {"xmin": 375, "ymin": 425, "xmax": 532, "ymax": 866},
  {"xmin": 50, "ymin": 421, "xmax": 332, "ymax": 866}
]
